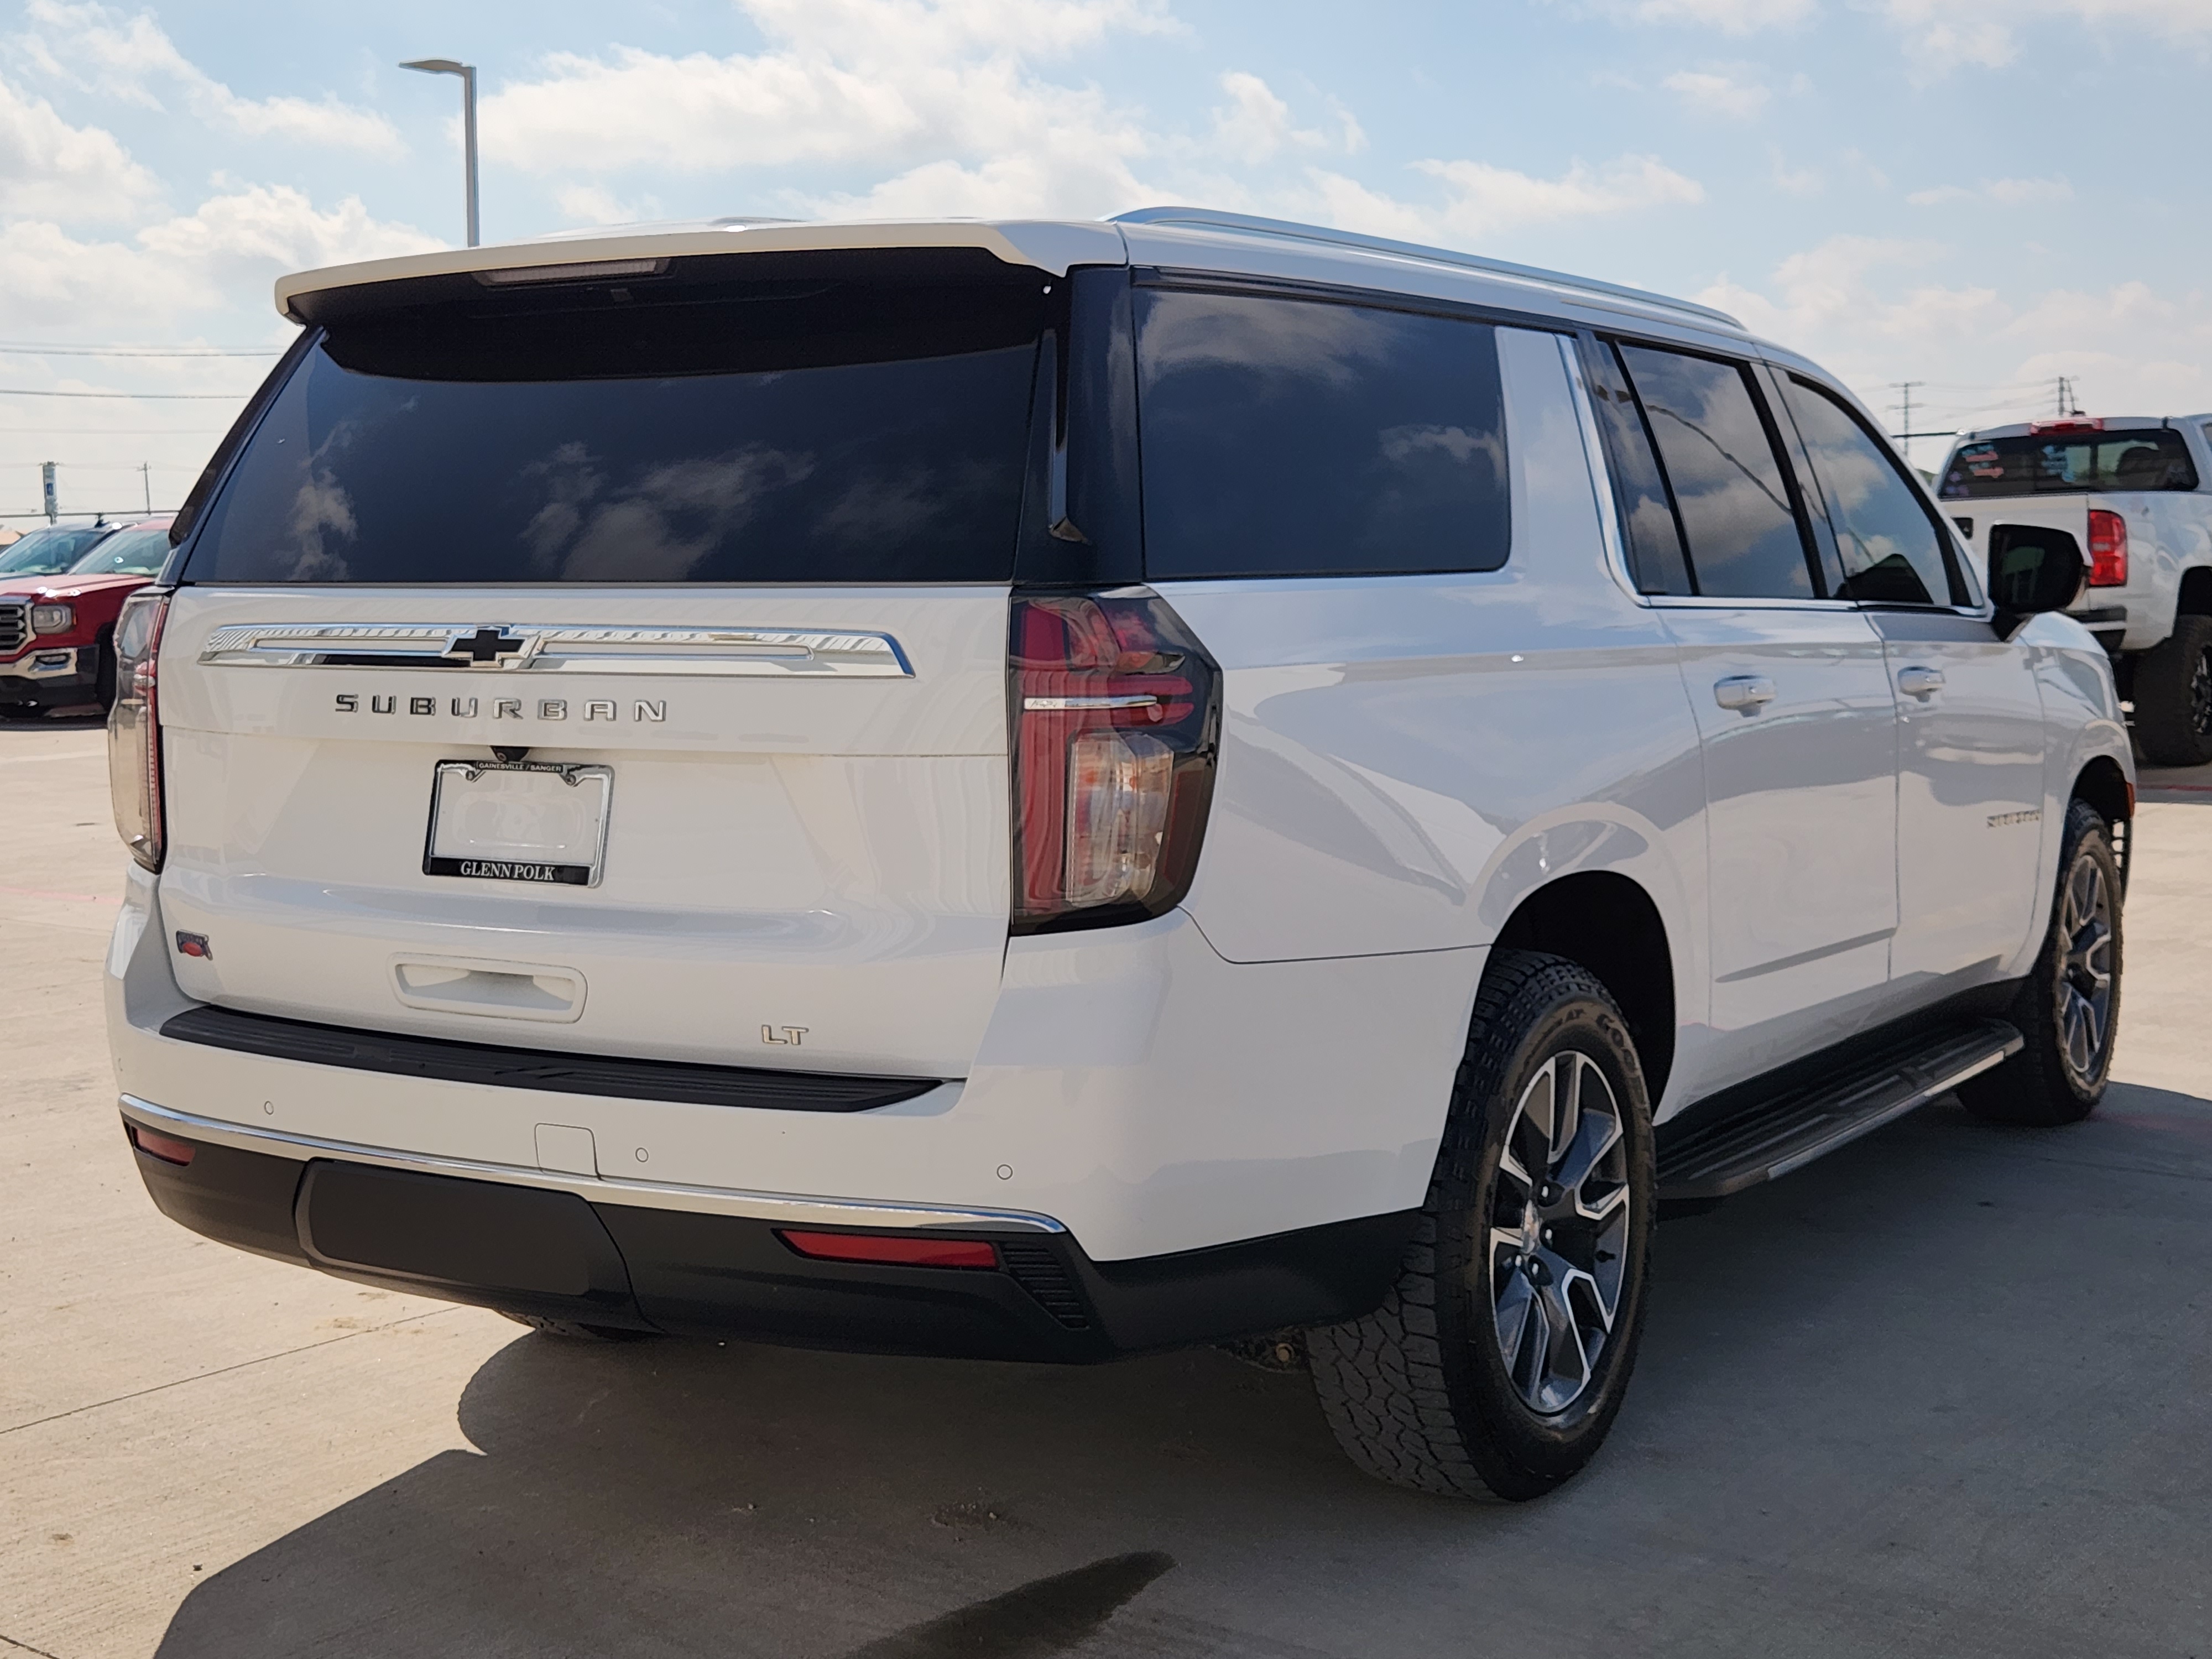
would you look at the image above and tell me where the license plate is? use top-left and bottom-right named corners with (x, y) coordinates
top-left (424, 761), bottom-right (613, 886)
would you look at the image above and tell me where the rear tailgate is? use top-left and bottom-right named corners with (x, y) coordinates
top-left (145, 248), bottom-right (1053, 1079)
top-left (155, 586), bottom-right (1010, 1076)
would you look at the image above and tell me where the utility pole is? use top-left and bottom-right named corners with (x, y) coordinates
top-left (1889, 381), bottom-right (1955, 470)
top-left (400, 58), bottom-right (480, 247)
top-left (2054, 375), bottom-right (2083, 418)
top-left (140, 462), bottom-right (151, 515)
top-left (40, 461), bottom-right (56, 524)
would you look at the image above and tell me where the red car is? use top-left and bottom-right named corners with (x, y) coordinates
top-left (0, 517), bottom-right (172, 717)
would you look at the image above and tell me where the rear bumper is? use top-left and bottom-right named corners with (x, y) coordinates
top-left (121, 1102), bottom-right (1416, 1360)
top-left (107, 864), bottom-right (1480, 1265)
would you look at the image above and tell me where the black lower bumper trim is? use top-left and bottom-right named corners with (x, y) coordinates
top-left (158, 1003), bottom-right (940, 1113)
top-left (122, 1118), bottom-right (1417, 1361)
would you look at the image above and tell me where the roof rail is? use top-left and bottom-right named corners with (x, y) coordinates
top-left (1109, 206), bottom-right (1744, 331)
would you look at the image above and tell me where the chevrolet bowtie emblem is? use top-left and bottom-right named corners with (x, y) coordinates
top-left (444, 627), bottom-right (531, 667)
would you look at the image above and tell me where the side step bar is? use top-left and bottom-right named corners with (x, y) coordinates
top-left (1657, 1018), bottom-right (2023, 1203)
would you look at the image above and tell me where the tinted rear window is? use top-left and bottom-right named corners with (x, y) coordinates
top-left (181, 278), bottom-right (1045, 583)
top-left (1135, 288), bottom-right (1509, 580)
top-left (1940, 429), bottom-right (2199, 499)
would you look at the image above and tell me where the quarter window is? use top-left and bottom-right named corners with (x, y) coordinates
top-left (1135, 289), bottom-right (1510, 580)
top-left (1782, 377), bottom-right (1961, 606)
top-left (1582, 341), bottom-right (1692, 595)
top-left (1615, 344), bottom-right (1814, 601)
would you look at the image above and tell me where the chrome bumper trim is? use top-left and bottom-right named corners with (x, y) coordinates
top-left (118, 1093), bottom-right (1065, 1235)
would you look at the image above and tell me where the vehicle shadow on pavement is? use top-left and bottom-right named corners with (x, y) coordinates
top-left (150, 1082), bottom-right (2212, 1659)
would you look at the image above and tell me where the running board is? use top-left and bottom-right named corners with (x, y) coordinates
top-left (1657, 1019), bottom-right (2023, 1203)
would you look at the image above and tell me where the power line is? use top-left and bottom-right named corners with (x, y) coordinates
top-left (0, 387), bottom-right (249, 400)
top-left (0, 508), bottom-right (179, 519)
top-left (0, 343), bottom-right (281, 359)
top-left (0, 427), bottom-right (227, 435)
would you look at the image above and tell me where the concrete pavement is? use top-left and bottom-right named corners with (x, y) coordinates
top-left (2, 717), bottom-right (2206, 1658)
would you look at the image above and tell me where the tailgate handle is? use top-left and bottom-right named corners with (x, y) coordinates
top-left (390, 955), bottom-right (587, 1024)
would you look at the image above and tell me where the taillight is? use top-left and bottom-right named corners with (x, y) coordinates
top-left (108, 589), bottom-right (169, 871)
top-left (2087, 510), bottom-right (2128, 587)
top-left (1010, 588), bottom-right (1219, 933)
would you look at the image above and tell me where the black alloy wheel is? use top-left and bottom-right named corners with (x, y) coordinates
top-left (1308, 950), bottom-right (1655, 1500)
top-left (1960, 798), bottom-right (2122, 1126)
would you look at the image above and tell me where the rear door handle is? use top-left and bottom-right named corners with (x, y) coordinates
top-left (1713, 675), bottom-right (1776, 712)
top-left (1897, 666), bottom-right (1945, 700)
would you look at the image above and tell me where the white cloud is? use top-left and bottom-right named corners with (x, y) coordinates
top-left (555, 185), bottom-right (664, 226)
top-left (1769, 147), bottom-right (1822, 194)
top-left (16, 0), bottom-right (403, 154)
top-left (0, 77), bottom-right (157, 220)
top-left (1699, 237), bottom-right (2212, 429)
top-left (1213, 71), bottom-right (1322, 164)
top-left (1303, 152), bottom-right (1704, 245)
top-left (1663, 67), bottom-right (1771, 117)
top-left (483, 0), bottom-right (1173, 187)
top-left (0, 186), bottom-right (438, 328)
top-left (1907, 176), bottom-right (2073, 207)
top-left (1608, 0), bottom-right (1817, 32)
top-left (1883, 0), bottom-right (2212, 72)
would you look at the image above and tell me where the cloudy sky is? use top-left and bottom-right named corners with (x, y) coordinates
top-left (3, 0), bottom-right (2208, 520)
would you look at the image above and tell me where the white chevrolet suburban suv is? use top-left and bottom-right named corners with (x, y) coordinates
top-left (1938, 415), bottom-right (2212, 764)
top-left (106, 209), bottom-right (2132, 1500)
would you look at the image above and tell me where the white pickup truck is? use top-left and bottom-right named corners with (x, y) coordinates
top-left (1938, 416), bottom-right (2212, 763)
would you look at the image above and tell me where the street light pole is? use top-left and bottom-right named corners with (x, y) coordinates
top-left (399, 58), bottom-right (479, 247)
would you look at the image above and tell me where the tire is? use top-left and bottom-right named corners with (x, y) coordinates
top-left (499, 1312), bottom-right (662, 1342)
top-left (1959, 799), bottom-right (2121, 1127)
top-left (1307, 950), bottom-right (1656, 1501)
top-left (2131, 613), bottom-right (2212, 767)
top-left (94, 629), bottom-right (117, 713)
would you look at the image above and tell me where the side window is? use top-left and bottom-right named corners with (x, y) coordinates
top-left (1615, 343), bottom-right (1815, 600)
top-left (1579, 339), bottom-right (1692, 594)
top-left (1135, 288), bottom-right (1509, 580)
top-left (1781, 376), bottom-right (1962, 606)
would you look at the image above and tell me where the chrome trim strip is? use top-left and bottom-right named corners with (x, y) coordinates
top-left (118, 1093), bottom-right (1065, 1234)
top-left (198, 623), bottom-right (914, 678)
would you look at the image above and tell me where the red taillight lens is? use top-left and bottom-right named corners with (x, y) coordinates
top-left (107, 589), bottom-right (169, 871)
top-left (777, 1231), bottom-right (1000, 1269)
top-left (126, 1121), bottom-right (196, 1166)
top-left (1009, 588), bottom-right (1219, 933)
top-left (2087, 510), bottom-right (2128, 587)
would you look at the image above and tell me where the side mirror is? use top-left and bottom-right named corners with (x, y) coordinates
top-left (1986, 524), bottom-right (2088, 640)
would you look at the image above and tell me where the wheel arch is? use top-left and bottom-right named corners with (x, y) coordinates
top-left (2071, 753), bottom-right (2132, 831)
top-left (2177, 565), bottom-right (2212, 617)
top-left (1490, 871), bottom-right (1675, 1104)
top-left (2071, 753), bottom-right (2134, 888)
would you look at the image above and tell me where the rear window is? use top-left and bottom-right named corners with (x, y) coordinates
top-left (1135, 288), bottom-right (1509, 580)
top-left (1939, 429), bottom-right (2199, 499)
top-left (181, 275), bottom-right (1046, 583)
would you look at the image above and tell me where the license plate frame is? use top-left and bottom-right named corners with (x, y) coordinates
top-left (423, 760), bottom-right (613, 888)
